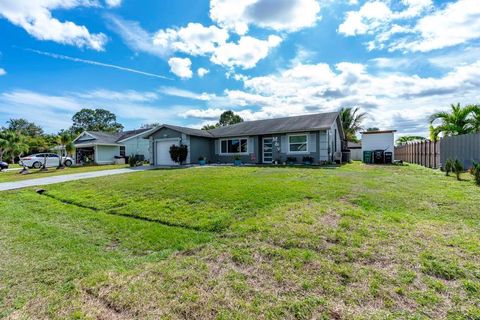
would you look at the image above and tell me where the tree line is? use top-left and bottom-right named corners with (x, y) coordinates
top-left (0, 108), bottom-right (124, 163)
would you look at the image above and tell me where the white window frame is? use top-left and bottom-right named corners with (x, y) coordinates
top-left (287, 134), bottom-right (309, 154)
top-left (219, 137), bottom-right (249, 155)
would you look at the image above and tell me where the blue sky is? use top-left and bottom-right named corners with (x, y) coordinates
top-left (0, 0), bottom-right (479, 135)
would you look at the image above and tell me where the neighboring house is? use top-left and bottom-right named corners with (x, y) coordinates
top-left (73, 128), bottom-right (153, 165)
top-left (145, 112), bottom-right (344, 166)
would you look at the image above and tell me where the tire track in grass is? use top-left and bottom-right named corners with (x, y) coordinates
top-left (39, 191), bottom-right (220, 233)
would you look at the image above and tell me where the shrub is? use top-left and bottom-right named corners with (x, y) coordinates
top-left (169, 144), bottom-right (188, 165)
top-left (444, 159), bottom-right (453, 176)
top-left (471, 161), bottom-right (480, 186)
top-left (287, 157), bottom-right (297, 163)
top-left (198, 156), bottom-right (205, 161)
top-left (128, 155), bottom-right (137, 167)
top-left (452, 159), bottom-right (464, 181)
top-left (302, 156), bottom-right (314, 163)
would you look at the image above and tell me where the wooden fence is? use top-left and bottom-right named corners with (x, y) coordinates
top-left (395, 133), bottom-right (480, 169)
top-left (395, 140), bottom-right (441, 169)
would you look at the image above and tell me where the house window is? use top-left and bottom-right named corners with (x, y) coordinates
top-left (220, 138), bottom-right (248, 154)
top-left (288, 134), bottom-right (308, 153)
top-left (120, 146), bottom-right (126, 157)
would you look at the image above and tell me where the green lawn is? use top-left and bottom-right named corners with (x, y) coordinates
top-left (1, 163), bottom-right (479, 319)
top-left (0, 164), bottom-right (129, 183)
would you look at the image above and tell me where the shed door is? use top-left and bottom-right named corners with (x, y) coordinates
top-left (156, 141), bottom-right (176, 166)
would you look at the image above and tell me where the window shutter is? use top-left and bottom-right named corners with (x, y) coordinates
top-left (281, 136), bottom-right (287, 153)
top-left (309, 133), bottom-right (316, 152)
top-left (247, 137), bottom-right (254, 153)
top-left (215, 140), bottom-right (220, 155)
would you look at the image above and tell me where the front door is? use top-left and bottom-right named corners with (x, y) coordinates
top-left (262, 138), bottom-right (273, 164)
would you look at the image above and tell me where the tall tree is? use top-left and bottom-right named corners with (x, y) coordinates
top-left (140, 123), bottom-right (161, 129)
top-left (201, 111), bottom-right (244, 130)
top-left (6, 118), bottom-right (44, 136)
top-left (396, 135), bottom-right (426, 145)
top-left (70, 108), bottom-right (123, 135)
top-left (340, 107), bottom-right (367, 142)
top-left (429, 103), bottom-right (477, 140)
top-left (218, 111), bottom-right (243, 126)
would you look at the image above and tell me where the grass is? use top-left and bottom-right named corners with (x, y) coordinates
top-left (0, 164), bottom-right (129, 183)
top-left (0, 163), bottom-right (479, 319)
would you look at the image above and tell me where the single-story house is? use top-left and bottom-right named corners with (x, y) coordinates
top-left (73, 128), bottom-right (153, 165)
top-left (145, 111), bottom-right (344, 166)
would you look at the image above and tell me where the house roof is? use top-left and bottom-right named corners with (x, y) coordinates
top-left (145, 124), bottom-right (214, 138)
top-left (361, 130), bottom-right (397, 135)
top-left (74, 128), bottom-right (152, 146)
top-left (207, 111), bottom-right (341, 137)
top-left (347, 141), bottom-right (362, 149)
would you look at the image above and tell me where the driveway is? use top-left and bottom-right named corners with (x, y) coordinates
top-left (0, 166), bottom-right (152, 191)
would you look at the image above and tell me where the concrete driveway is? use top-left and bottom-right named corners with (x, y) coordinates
top-left (0, 166), bottom-right (152, 191)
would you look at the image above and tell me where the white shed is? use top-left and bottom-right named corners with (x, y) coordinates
top-left (361, 130), bottom-right (396, 163)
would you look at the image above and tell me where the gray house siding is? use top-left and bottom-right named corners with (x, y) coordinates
top-left (190, 136), bottom-right (214, 163)
top-left (209, 132), bottom-right (330, 164)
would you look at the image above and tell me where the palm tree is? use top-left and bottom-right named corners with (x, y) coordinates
top-left (396, 135), bottom-right (426, 145)
top-left (470, 105), bottom-right (480, 132)
top-left (57, 133), bottom-right (75, 168)
top-left (429, 103), bottom-right (477, 140)
top-left (340, 107), bottom-right (367, 142)
top-left (0, 130), bottom-right (10, 161)
top-left (6, 132), bottom-right (29, 164)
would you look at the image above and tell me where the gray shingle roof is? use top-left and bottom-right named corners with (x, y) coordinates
top-left (163, 124), bottom-right (214, 138)
top-left (85, 131), bottom-right (124, 144)
top-left (75, 128), bottom-right (152, 145)
top-left (207, 112), bottom-right (340, 137)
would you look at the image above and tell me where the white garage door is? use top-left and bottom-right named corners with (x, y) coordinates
top-left (156, 140), bottom-right (176, 166)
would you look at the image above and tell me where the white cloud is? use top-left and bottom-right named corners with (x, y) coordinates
top-left (0, 68), bottom-right (5, 76)
top-left (181, 59), bottom-right (480, 136)
top-left (0, 89), bottom-right (191, 132)
top-left (168, 57), bottom-right (193, 79)
top-left (340, 0), bottom-right (480, 52)
top-left (109, 16), bottom-right (281, 69)
top-left (153, 23), bottom-right (229, 56)
top-left (210, 0), bottom-right (321, 34)
top-left (197, 68), bottom-right (210, 77)
top-left (159, 87), bottom-right (211, 101)
top-left (74, 89), bottom-right (159, 102)
top-left (0, 0), bottom-right (107, 50)
top-left (391, 0), bottom-right (480, 52)
top-left (105, 0), bottom-right (122, 8)
top-left (211, 35), bottom-right (282, 69)
top-left (106, 15), bottom-right (168, 57)
top-left (183, 108), bottom-right (225, 120)
top-left (339, 1), bottom-right (393, 36)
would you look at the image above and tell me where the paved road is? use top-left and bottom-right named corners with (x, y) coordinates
top-left (0, 167), bottom-right (152, 191)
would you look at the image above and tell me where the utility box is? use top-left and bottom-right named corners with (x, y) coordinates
top-left (361, 130), bottom-right (396, 164)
